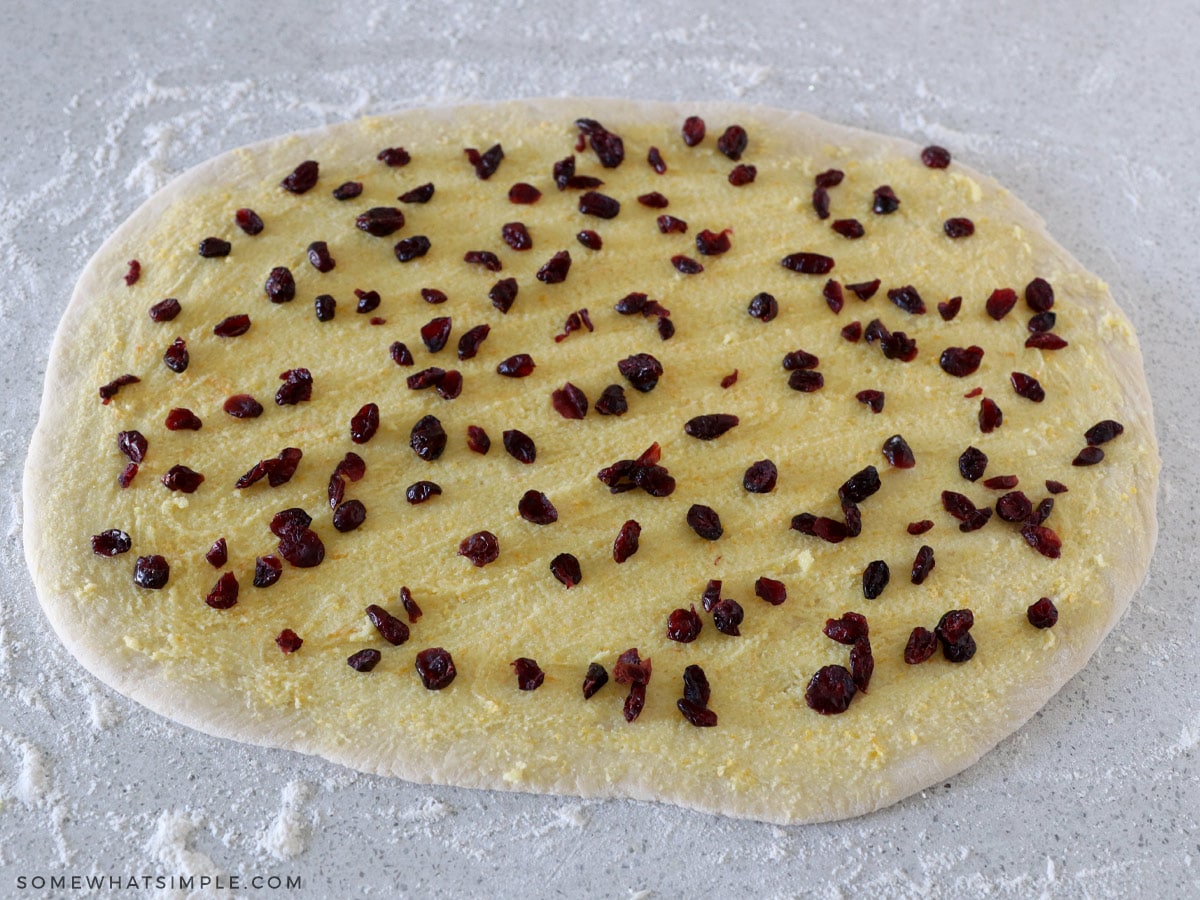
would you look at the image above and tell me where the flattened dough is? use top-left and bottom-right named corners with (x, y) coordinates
top-left (24, 99), bottom-right (1159, 823)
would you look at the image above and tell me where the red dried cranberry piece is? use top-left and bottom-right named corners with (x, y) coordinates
top-left (332, 181), bottom-right (362, 201)
top-left (270, 507), bottom-right (312, 538)
top-left (1025, 277), bottom-right (1055, 312)
top-left (507, 182), bottom-right (542, 204)
top-left (502, 429), bottom-right (536, 464)
top-left (488, 278), bottom-right (518, 313)
top-left (908, 520), bottom-right (934, 536)
top-left (695, 229), bottom-right (732, 256)
top-left (205, 537), bottom-right (228, 568)
top-left (623, 682), bottom-right (647, 722)
top-left (617, 353), bottom-right (663, 393)
top-left (939, 345), bottom-right (985, 378)
top-left (378, 146), bottom-right (411, 167)
top-left (275, 368), bottom-right (313, 406)
top-left (410, 415), bottom-right (447, 461)
top-left (739, 292), bottom-right (776, 322)
top-left (1085, 420), bottom-right (1124, 445)
top-left (550, 553), bottom-right (582, 588)
top-left (410, 365), bottom-right (447, 390)
top-left (332, 499), bottom-right (366, 533)
top-left (862, 560), bottom-right (890, 599)
top-left (253, 555), bottom-right (282, 588)
top-left (394, 236), bottom-right (431, 262)
top-left (958, 446), bottom-right (988, 481)
top-left (518, 490), bottom-right (558, 525)
top-left (552, 155), bottom-right (576, 189)
top-left (716, 124), bottom-right (748, 160)
top-left (509, 658), bottom-right (544, 691)
top-left (921, 145), bottom-right (952, 168)
top-left (536, 250), bottom-right (572, 284)
top-left (276, 629), bottom-right (302, 653)
top-left (306, 241), bottom-right (334, 272)
top-left (465, 144), bottom-right (503, 179)
top-left (711, 599), bottom-right (744, 636)
top-left (576, 229), bottom-right (602, 249)
top-left (671, 255), bottom-right (703, 274)
top-left (463, 250), bottom-right (501, 272)
top-left (666, 605), bottom-right (702, 642)
top-left (904, 627), bottom-right (938, 664)
top-left (686, 504), bottom-right (723, 541)
top-left (814, 169), bottom-right (844, 190)
top-left (385, 342), bottom-right (412, 368)
top-left (849, 636), bottom-right (875, 693)
top-left (149, 298), bottom-right (180, 322)
top-left (985, 288), bottom-right (1018, 320)
top-left (872, 185), bottom-right (900, 214)
top-left (657, 214), bottom-right (687, 234)
top-left (133, 555), bottom-right (170, 589)
top-left (236, 207), bottom-right (265, 233)
top-left (728, 164), bottom-right (757, 186)
top-left (355, 207), bottom-right (405, 237)
top-left (161, 465), bottom-right (204, 493)
top-left (819, 279), bottom-right (843, 314)
top-left (1028, 311), bottom-right (1056, 333)
top-left (398, 586), bottom-right (422, 623)
top-left (983, 474), bottom-right (1019, 490)
top-left (824, 611), bottom-right (869, 645)
top-left (676, 698), bottom-right (718, 727)
top-left (264, 266), bottom-right (295, 303)
top-left (594, 384), bottom-right (628, 416)
top-left (576, 118), bottom-right (625, 168)
top-left (936, 608), bottom-right (974, 644)
top-left (853, 389), bottom-right (883, 414)
top-left (435, 369), bottom-right (462, 400)
top-left (910, 545), bottom-right (936, 585)
top-left (502, 222), bottom-right (533, 251)
top-left (805, 665), bottom-right (856, 714)
top-left (91, 529), bottom-right (132, 557)
top-left (960, 508), bottom-right (993, 532)
top-left (682, 115), bottom-right (706, 146)
top-left (312, 294), bottom-right (336, 321)
top-left (754, 577), bottom-right (787, 606)
top-left (940, 217), bottom-right (973, 239)
top-left (933, 296), bottom-right (961, 321)
top-left (163, 338), bottom-right (189, 374)
top-left (458, 531), bottom-right (499, 567)
top-left (551, 382), bottom-right (588, 420)
top-left (349, 403), bottom-right (380, 444)
top-left (943, 631), bottom-right (977, 663)
top-left (846, 279), bottom-right (880, 300)
top-left (466, 425), bottom-right (490, 455)
top-left (811, 186), bottom-right (831, 219)
top-left (882, 434), bottom-right (915, 469)
top-left (347, 649), bottom-right (381, 673)
top-left (454, 323), bottom-right (490, 360)
top-left (496, 353), bottom-right (536, 377)
top-left (831, 219), bottom-right (865, 239)
top-left (979, 397), bottom-right (1003, 433)
top-left (888, 285), bottom-right (926, 315)
top-left (203, 572), bottom-right (239, 609)
top-left (399, 182), bottom-right (434, 203)
top-left (882, 332), bottom-right (919, 365)
top-left (614, 648), bottom-right (653, 686)
top-left (841, 321), bottom-right (863, 342)
top-left (634, 465), bottom-right (675, 497)
top-left (281, 160), bottom-right (319, 194)
top-left (719, 369), bottom-right (737, 388)
top-left (582, 662), bottom-right (609, 699)
top-left (941, 490), bottom-right (977, 521)
top-left (1025, 332), bottom-right (1069, 350)
top-left (198, 237), bottom-right (231, 258)
top-left (404, 481), bottom-right (442, 505)
top-left (366, 604), bottom-right (410, 645)
top-left (994, 490), bottom-right (1033, 523)
top-left (1028, 597), bottom-right (1059, 629)
top-left (1073, 446), bottom-right (1105, 466)
top-left (637, 191), bottom-right (669, 209)
top-left (700, 580), bottom-right (722, 613)
top-left (684, 414), bottom-right (739, 440)
top-left (213, 314), bottom-right (251, 337)
top-left (165, 408), bottom-right (202, 431)
top-left (682, 664), bottom-right (711, 708)
top-left (788, 370), bottom-right (824, 392)
top-left (578, 191), bottom-right (620, 219)
top-left (780, 350), bottom-right (819, 375)
top-left (418, 316), bottom-right (451, 353)
top-left (613, 519), bottom-right (641, 562)
top-left (1010, 371), bottom-right (1045, 402)
top-left (781, 252), bottom-right (835, 275)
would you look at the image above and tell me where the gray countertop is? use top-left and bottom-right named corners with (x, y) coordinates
top-left (1, 1), bottom-right (1197, 897)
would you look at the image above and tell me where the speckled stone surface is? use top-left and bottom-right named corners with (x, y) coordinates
top-left (1, 2), bottom-right (1197, 897)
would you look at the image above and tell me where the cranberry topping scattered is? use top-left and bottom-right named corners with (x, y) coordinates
top-left (332, 181), bottom-right (363, 201)
top-left (163, 338), bottom-right (189, 374)
top-left (263, 266), bottom-right (295, 304)
top-left (281, 160), bottom-right (319, 194)
top-left (497, 353), bottom-right (536, 377)
top-left (667, 605), bottom-right (702, 643)
top-left (99, 374), bottom-right (140, 404)
top-left (936, 609), bottom-right (977, 662)
top-left (551, 382), bottom-right (588, 419)
top-left (506, 657), bottom-right (543, 691)
top-left (213, 314), bottom-right (251, 338)
top-left (1044, 480), bottom-right (1068, 496)
top-left (870, 323), bottom-right (916, 363)
top-left (1025, 277), bottom-right (1055, 312)
top-left (938, 345), bottom-right (985, 378)
top-left (604, 519), bottom-right (640, 564)
top-left (576, 229), bottom-right (602, 249)
top-left (1028, 311), bottom-right (1056, 333)
top-left (944, 218), bottom-right (975, 238)
top-left (846, 279), bottom-right (880, 300)
top-left (91, 529), bottom-right (131, 557)
top-left (983, 474), bottom-right (1019, 490)
top-left (695, 229), bottom-right (732, 256)
top-left (332, 499), bottom-right (366, 533)
top-left (781, 252), bottom-right (835, 275)
top-left (123, 259), bottom-right (141, 286)
top-left (823, 280), bottom-right (845, 314)
top-left (1010, 371), bottom-right (1045, 402)
top-left (549, 553), bottom-right (582, 588)
top-left (518, 490), bottom-right (558, 525)
top-left (578, 191), bottom-right (620, 219)
top-left (921, 145), bottom-right (952, 168)
top-left (933, 296), bottom-right (961, 321)
top-left (682, 664), bottom-right (711, 708)
top-left (623, 682), bottom-right (647, 723)
top-left (671, 255), bottom-right (703, 274)
top-left (133, 555), bottom-right (170, 589)
top-left (198, 237), bottom-right (231, 258)
top-left (253, 555), bottom-right (282, 588)
top-left (942, 490), bottom-right (978, 522)
top-left (347, 403), bottom-right (380, 444)
top-left (904, 627), bottom-right (938, 664)
top-left (742, 459), bottom-right (778, 494)
top-left (1073, 446), bottom-right (1105, 466)
top-left (811, 186), bottom-right (831, 220)
top-left (536, 250), bottom-right (572, 284)
top-left (888, 285), bottom-right (926, 315)
top-left (489, 278), bottom-right (518, 313)
top-left (582, 662), bottom-right (609, 699)
top-left (386, 184), bottom-right (430, 208)
top-left (594, 384), bottom-right (628, 416)
top-left (149, 298), bottom-right (180, 322)
top-left (161, 465), bottom-right (204, 493)
top-left (728, 164), bottom-right (757, 186)
top-left (347, 649), bottom-right (381, 673)
top-left (412, 648), bottom-right (456, 688)
top-left (463, 250), bottom-right (501, 272)
top-left (681, 115), bottom-right (706, 146)
top-left (466, 425), bottom-right (490, 455)
top-left (637, 191), bottom-right (669, 209)
top-left (872, 185), bottom-right (900, 214)
top-left (1028, 597), bottom-right (1059, 629)
top-left (311, 294), bottom-right (335, 321)
top-left (270, 508), bottom-right (312, 538)
top-left (841, 321), bottom-right (863, 342)
top-left (165, 408), bottom-right (202, 431)
top-left (355, 207), bottom-right (405, 237)
top-left (501, 221), bottom-right (533, 251)
top-left (657, 214), bottom-right (687, 234)
top-left (402, 481), bottom-right (441, 505)
top-left (754, 577), bottom-right (787, 606)
top-left (788, 370), bottom-right (824, 392)
top-left (1025, 332), bottom-right (1069, 350)
top-left (393, 586), bottom-right (421, 623)
top-left (410, 415), bottom-right (447, 461)
top-left (676, 698), bottom-right (718, 727)
top-left (457, 530), bottom-right (499, 567)
top-left (856, 389), bottom-right (885, 413)
top-left (304, 241), bottom-right (333, 272)
top-left (378, 146), bottom-right (411, 167)
top-left (232, 209), bottom-right (265, 239)
top-left (274, 368), bottom-right (311, 406)
top-left (862, 560), bottom-right (890, 599)
top-left (464, 143), bottom-right (503, 179)
top-left (576, 118), bottom-right (625, 168)
top-left (850, 637), bottom-right (875, 693)
top-left (805, 666), bottom-right (856, 715)
top-left (686, 504), bottom-right (723, 540)
top-left (554, 308), bottom-right (594, 343)
top-left (824, 612), bottom-right (868, 644)
top-left (418, 316), bottom-right (452, 354)
top-left (958, 446), bottom-right (988, 481)
top-left (117, 428), bottom-right (147, 461)
top-left (815, 169), bottom-right (845, 190)
top-left (996, 491), bottom-right (1034, 522)
top-left (411, 370), bottom-right (448, 396)
top-left (882, 434), bottom-right (915, 469)
top-left (366, 604), bottom-right (410, 646)
top-left (1085, 420), bottom-right (1124, 445)
top-left (502, 429), bottom-right (536, 464)
top-left (387, 342), bottom-right (413, 368)
top-left (986, 288), bottom-right (1018, 321)
top-left (507, 182), bottom-right (541, 204)
top-left (394, 235), bottom-right (431, 262)
top-left (618, 353), bottom-right (663, 392)
top-left (237, 447), bottom-right (303, 489)
top-left (720, 370), bottom-right (737, 388)
top-left (206, 538), bottom-right (227, 568)
top-left (831, 219), bottom-right (865, 239)
top-left (911, 545), bottom-right (936, 585)
top-left (276, 630), bottom-right (303, 653)
top-left (711, 599), bottom-right (744, 636)
top-left (684, 414), bottom-right (739, 440)
top-left (700, 580), bottom-right (722, 613)
top-left (908, 520), bottom-right (934, 535)
top-left (979, 397), bottom-right (1003, 433)
top-left (716, 125), bottom-right (748, 160)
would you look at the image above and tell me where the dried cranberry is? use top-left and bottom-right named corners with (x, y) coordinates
top-left (213, 314), bottom-right (251, 337)
top-left (716, 125), bottom-right (747, 160)
top-left (275, 368), bottom-right (312, 406)
top-left (505, 658), bottom-right (543, 691)
top-left (781, 252), bottom-right (835, 275)
top-left (823, 612), bottom-right (869, 644)
top-left (943, 217), bottom-right (974, 238)
top-left (634, 465), bottom-right (675, 497)
top-left (1046, 480), bottom-right (1069, 495)
top-left (1073, 446), bottom-right (1105, 466)
top-left (681, 115), bottom-right (706, 146)
top-left (805, 665), bottom-right (856, 714)
top-left (846, 279), bottom-right (880, 300)
top-left (941, 490), bottom-right (977, 521)
top-left (393, 586), bottom-right (421, 623)
top-left (303, 241), bottom-right (334, 272)
top-left (462, 250), bottom-right (501, 272)
top-left (657, 214), bottom-right (687, 234)
top-left (995, 491), bottom-right (1033, 523)
top-left (637, 191), bottom-right (669, 209)
top-left (332, 181), bottom-right (362, 201)
top-left (501, 222), bottom-right (533, 251)
top-left (935, 296), bottom-right (962, 321)
top-left (508, 182), bottom-right (541, 204)
top-left (496, 353), bottom-right (536, 377)
top-left (201, 572), bottom-right (239, 610)
top-left (235, 208), bottom-right (265, 234)
top-left (908, 520), bottom-right (934, 535)
top-left (720, 370), bottom-right (737, 387)
top-left (549, 553), bottom-right (582, 588)
top-left (862, 560), bottom-right (890, 599)
top-left (686, 504), bottom-right (723, 540)
top-left (711, 599), bottom-right (743, 636)
top-left (355, 207), bottom-right (405, 237)
top-left (536, 250), bottom-right (572, 284)
top-left (921, 145), bottom-right (952, 168)
top-left (308, 294), bottom-right (334, 321)
top-left (1025, 277), bottom-right (1055, 312)
top-left (366, 604), bottom-right (410, 646)
top-left (1025, 332), bottom-right (1069, 350)
top-left (684, 414), bottom-right (739, 440)
top-left (91, 529), bottom-right (132, 557)
top-left (839, 466), bottom-right (882, 505)
top-left (347, 649), bottom-right (381, 673)
top-left (518, 490), bottom-right (558, 525)
top-left (162, 338), bottom-right (189, 374)
top-left (872, 185), bottom-right (900, 214)
top-left (250, 554), bottom-right (281, 588)
top-left (149, 298), bottom-right (180, 322)
top-left (831, 218), bottom-right (865, 239)
top-left (1010, 371), bottom-right (1045, 402)
top-left (594, 384), bottom-right (628, 416)
top-left (823, 280), bottom-right (845, 314)
top-left (263, 266), bottom-right (295, 304)
top-left (501, 429), bottom-right (536, 464)
top-left (1028, 597), bottom-right (1059, 629)
top-left (576, 229), bottom-right (602, 249)
top-left (958, 446), bottom-right (988, 481)
top-left (281, 160), bottom-right (318, 194)
top-left (578, 191), bottom-right (620, 219)
top-left (624, 682), bottom-right (647, 722)
top-left (582, 663), bottom-right (609, 699)
top-left (667, 606), bottom-right (702, 642)
top-left (882, 434), bottom-right (915, 469)
top-left (394, 235), bottom-right (431, 262)
top-left (855, 389), bottom-right (885, 414)
top-left (878, 330), bottom-right (918, 362)
top-left (346, 403), bottom-right (379, 444)
top-left (204, 537), bottom-right (228, 568)
top-left (133, 555), bottom-right (170, 589)
top-left (811, 186), bottom-right (831, 219)
top-left (849, 637), bottom-right (875, 693)
top-left (455, 531), bottom-right (499, 567)
top-left (613, 519), bottom-right (641, 562)
top-left (1085, 420), bottom-right (1124, 445)
top-left (412, 648), bottom-right (456, 688)
top-left (400, 480), bottom-right (440, 505)
top-left (489, 278), bottom-right (519, 313)
top-left (198, 237), bottom-right (231, 258)
top-left (617, 353), bottom-right (663, 393)
top-left (330, 499), bottom-right (365, 533)
top-left (672, 698), bottom-right (716, 727)
top-left (682, 664), bottom-right (711, 708)
top-left (464, 144), bottom-right (503, 179)
top-left (910, 545), bottom-right (936, 585)
top-left (939, 345), bottom-right (984, 377)
top-left (904, 627), bottom-right (938, 664)
top-left (466, 425), bottom-right (490, 454)
top-left (943, 632), bottom-right (977, 663)
top-left (398, 181), bottom-right (436, 201)
top-left (983, 474), bottom-right (1019, 490)
top-left (754, 577), bottom-right (786, 606)
top-left (979, 397), bottom-right (1003, 433)
top-left (700, 581), bottom-right (722, 613)
top-left (164, 408), bottom-right (202, 431)
top-left (576, 118), bottom-right (625, 168)
top-left (378, 146), bottom-right (411, 167)
top-left (985, 288), bottom-right (1017, 320)
top-left (728, 164), bottom-right (756, 186)
top-left (1028, 311), bottom-right (1057, 333)
top-left (788, 370), bottom-right (824, 392)
top-left (276, 630), bottom-right (302, 653)
top-left (742, 459), bottom-right (778, 494)
top-left (161, 465), bottom-right (203, 493)
top-left (449, 325), bottom-right (490, 363)
top-left (841, 321), bottom-right (863, 342)
top-left (936, 608), bottom-right (974, 644)
top-left (410, 415), bottom-right (447, 461)
top-left (695, 229), bottom-right (732, 256)
top-left (551, 382), bottom-right (588, 419)
top-left (669, 255), bottom-right (702, 274)
top-left (888, 285), bottom-right (926, 315)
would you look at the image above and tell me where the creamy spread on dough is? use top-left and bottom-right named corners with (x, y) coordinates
top-left (24, 100), bottom-right (1159, 824)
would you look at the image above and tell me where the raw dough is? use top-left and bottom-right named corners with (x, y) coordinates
top-left (23, 99), bottom-right (1159, 823)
